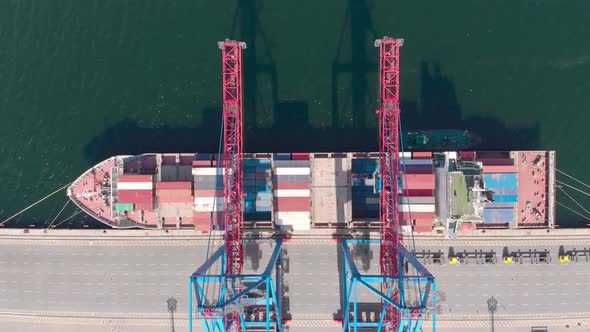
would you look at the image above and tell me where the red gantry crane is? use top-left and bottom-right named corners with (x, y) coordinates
top-left (190, 40), bottom-right (285, 332)
top-left (339, 37), bottom-right (435, 332)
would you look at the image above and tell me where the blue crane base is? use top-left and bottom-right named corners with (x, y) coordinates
top-left (340, 239), bottom-right (436, 332)
top-left (189, 238), bottom-right (284, 332)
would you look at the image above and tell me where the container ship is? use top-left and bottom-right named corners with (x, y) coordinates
top-left (67, 150), bottom-right (556, 235)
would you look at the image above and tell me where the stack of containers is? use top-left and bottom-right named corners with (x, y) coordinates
top-left (399, 155), bottom-right (435, 232)
top-left (482, 172), bottom-right (517, 224)
top-left (351, 158), bottom-right (379, 219)
top-left (192, 166), bottom-right (224, 231)
top-left (273, 153), bottom-right (311, 231)
top-left (156, 182), bottom-right (193, 203)
top-left (243, 159), bottom-right (272, 221)
top-left (117, 175), bottom-right (154, 211)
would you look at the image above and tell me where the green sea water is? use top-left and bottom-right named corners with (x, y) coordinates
top-left (1, 1), bottom-right (589, 227)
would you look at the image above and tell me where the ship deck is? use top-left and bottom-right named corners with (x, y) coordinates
top-left (67, 151), bottom-right (556, 232)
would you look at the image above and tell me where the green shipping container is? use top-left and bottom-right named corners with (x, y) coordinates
top-left (115, 203), bottom-right (134, 211)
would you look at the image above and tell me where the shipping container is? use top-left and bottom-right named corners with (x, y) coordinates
top-left (194, 196), bottom-right (225, 206)
top-left (118, 182), bottom-right (153, 190)
top-left (156, 189), bottom-right (192, 198)
top-left (485, 201), bottom-right (515, 209)
top-left (489, 187), bottom-right (518, 196)
top-left (413, 224), bottom-right (433, 232)
top-left (492, 195), bottom-right (518, 203)
top-left (401, 189), bottom-right (434, 196)
top-left (365, 197), bottom-right (380, 205)
top-left (398, 204), bottom-right (435, 213)
top-left (243, 159), bottom-right (271, 166)
top-left (273, 153), bottom-right (291, 160)
top-left (401, 211), bottom-right (435, 220)
top-left (158, 196), bottom-right (194, 203)
top-left (118, 189), bottom-right (153, 202)
top-left (459, 151), bottom-right (475, 159)
top-left (134, 202), bottom-right (153, 211)
top-left (399, 159), bottom-right (433, 166)
top-left (275, 211), bottom-right (311, 230)
top-left (482, 165), bottom-right (517, 174)
top-left (402, 173), bottom-right (435, 183)
top-left (401, 165), bottom-right (433, 174)
top-left (482, 207), bottom-right (515, 223)
top-left (275, 167), bottom-right (310, 176)
top-left (274, 197), bottom-right (310, 211)
top-left (274, 182), bottom-right (309, 190)
top-left (399, 196), bottom-right (436, 205)
top-left (401, 181), bottom-right (435, 190)
top-left (412, 151), bottom-right (433, 159)
top-left (274, 160), bottom-right (311, 168)
top-left (115, 203), bottom-right (134, 211)
top-left (483, 173), bottom-right (517, 189)
top-left (193, 168), bottom-right (225, 176)
top-left (193, 189), bottom-right (224, 197)
top-left (156, 182), bottom-right (192, 190)
top-left (192, 160), bottom-right (211, 167)
top-left (274, 189), bottom-right (310, 197)
top-left (118, 175), bottom-right (153, 183)
top-left (274, 175), bottom-right (310, 183)
top-left (291, 153), bottom-right (310, 160)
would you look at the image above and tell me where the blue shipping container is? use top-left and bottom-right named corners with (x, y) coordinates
top-left (483, 173), bottom-right (517, 189)
top-left (273, 153), bottom-right (291, 160)
top-left (493, 195), bottom-right (518, 203)
top-left (482, 208), bottom-right (515, 223)
top-left (256, 206), bottom-right (272, 212)
top-left (243, 159), bottom-right (270, 166)
top-left (256, 192), bottom-right (272, 200)
top-left (487, 187), bottom-right (517, 196)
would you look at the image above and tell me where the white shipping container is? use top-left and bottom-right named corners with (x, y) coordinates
top-left (192, 168), bottom-right (225, 176)
top-left (399, 152), bottom-right (412, 158)
top-left (398, 204), bottom-right (435, 213)
top-left (274, 189), bottom-right (311, 197)
top-left (194, 196), bottom-right (225, 206)
top-left (365, 197), bottom-right (380, 205)
top-left (275, 167), bottom-right (310, 176)
top-left (275, 211), bottom-right (311, 231)
top-left (399, 196), bottom-right (436, 205)
top-left (117, 182), bottom-right (153, 190)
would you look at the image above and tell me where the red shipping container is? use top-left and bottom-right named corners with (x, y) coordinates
top-left (403, 174), bottom-right (435, 182)
top-left (402, 181), bottom-right (434, 190)
top-left (478, 158), bottom-right (514, 166)
top-left (118, 175), bottom-right (153, 183)
top-left (401, 166), bottom-right (433, 174)
top-left (291, 153), bottom-right (310, 160)
top-left (401, 189), bottom-right (434, 196)
top-left (482, 165), bottom-right (517, 173)
top-left (401, 212), bottom-right (435, 220)
top-left (274, 182), bottom-right (310, 190)
top-left (118, 189), bottom-right (153, 202)
top-left (413, 224), bottom-right (433, 232)
top-left (412, 151), bottom-right (432, 159)
top-left (274, 197), bottom-right (310, 211)
top-left (157, 189), bottom-right (192, 197)
top-left (459, 151), bottom-right (475, 159)
top-left (158, 195), bottom-right (194, 203)
top-left (156, 182), bottom-right (192, 190)
top-left (134, 202), bottom-right (153, 211)
top-left (192, 160), bottom-right (211, 167)
top-left (194, 189), bottom-right (225, 197)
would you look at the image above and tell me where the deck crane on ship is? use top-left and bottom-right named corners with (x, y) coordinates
top-left (339, 37), bottom-right (436, 332)
top-left (189, 40), bottom-right (284, 332)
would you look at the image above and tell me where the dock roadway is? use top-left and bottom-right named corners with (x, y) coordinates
top-left (1, 234), bottom-right (590, 331)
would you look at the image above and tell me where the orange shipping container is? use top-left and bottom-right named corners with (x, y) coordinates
top-left (158, 196), bottom-right (194, 203)
top-left (412, 151), bottom-right (432, 159)
top-left (156, 189), bottom-right (192, 197)
top-left (156, 182), bottom-right (192, 190)
top-left (193, 189), bottom-right (225, 197)
top-left (274, 197), bottom-right (310, 212)
top-left (482, 165), bottom-right (517, 173)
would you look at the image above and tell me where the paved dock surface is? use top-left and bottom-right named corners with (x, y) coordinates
top-left (1, 232), bottom-right (590, 331)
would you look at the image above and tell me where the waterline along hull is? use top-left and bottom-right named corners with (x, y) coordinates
top-left (67, 150), bottom-right (556, 234)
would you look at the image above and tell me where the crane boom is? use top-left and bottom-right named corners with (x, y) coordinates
top-left (220, 39), bottom-right (246, 331)
top-left (377, 37), bottom-right (403, 331)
